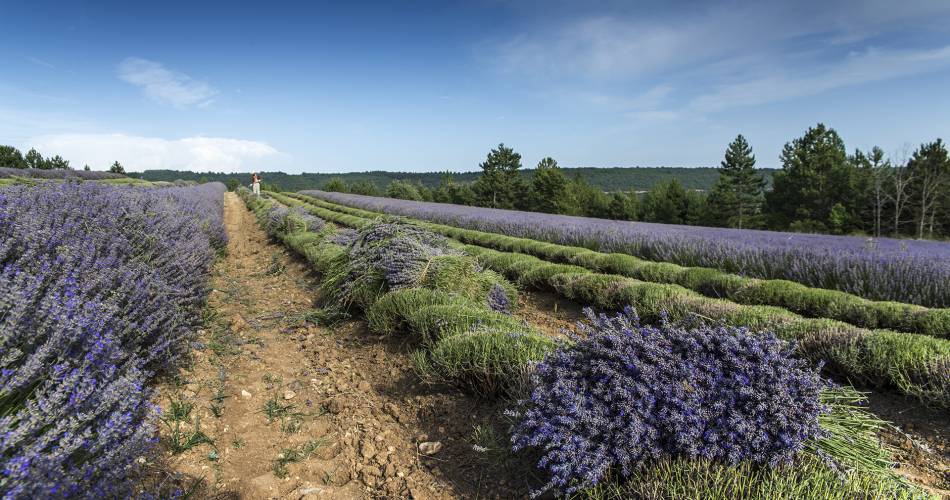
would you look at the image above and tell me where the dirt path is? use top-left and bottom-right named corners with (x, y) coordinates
top-left (154, 194), bottom-right (513, 499)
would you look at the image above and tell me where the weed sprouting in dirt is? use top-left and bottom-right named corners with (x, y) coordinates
top-left (470, 423), bottom-right (511, 470)
top-left (209, 367), bottom-right (228, 418)
top-left (163, 414), bottom-right (215, 455)
top-left (273, 440), bottom-right (326, 478)
top-left (168, 396), bottom-right (196, 423)
top-left (265, 252), bottom-right (287, 276)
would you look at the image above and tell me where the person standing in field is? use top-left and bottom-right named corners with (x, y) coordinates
top-left (252, 172), bottom-right (261, 197)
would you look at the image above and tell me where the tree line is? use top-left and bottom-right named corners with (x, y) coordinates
top-left (322, 123), bottom-right (950, 239)
top-left (0, 145), bottom-right (126, 173)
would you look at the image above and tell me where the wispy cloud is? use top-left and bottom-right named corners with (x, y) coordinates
top-left (117, 57), bottom-right (218, 108)
top-left (25, 56), bottom-right (55, 69)
top-left (28, 133), bottom-right (281, 172)
top-left (486, 1), bottom-right (950, 116)
top-left (691, 45), bottom-right (950, 112)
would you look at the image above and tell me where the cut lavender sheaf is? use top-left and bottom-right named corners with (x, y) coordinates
top-left (301, 191), bottom-right (950, 307)
top-left (0, 182), bottom-right (225, 498)
top-left (509, 308), bottom-right (825, 497)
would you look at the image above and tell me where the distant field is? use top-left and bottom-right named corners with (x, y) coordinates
top-left (133, 166), bottom-right (778, 192)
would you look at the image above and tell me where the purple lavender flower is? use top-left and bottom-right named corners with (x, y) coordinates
top-left (487, 283), bottom-right (512, 314)
top-left (509, 307), bottom-right (825, 496)
top-left (301, 190), bottom-right (950, 307)
top-left (0, 181), bottom-right (225, 497)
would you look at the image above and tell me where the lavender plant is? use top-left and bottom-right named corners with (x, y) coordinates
top-left (301, 190), bottom-right (950, 307)
top-left (508, 308), bottom-right (825, 496)
top-left (0, 182), bottom-right (225, 498)
top-left (0, 166), bottom-right (125, 180)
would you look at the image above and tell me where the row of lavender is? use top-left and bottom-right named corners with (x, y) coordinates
top-left (286, 192), bottom-right (950, 409)
top-left (302, 191), bottom-right (950, 308)
top-left (0, 182), bottom-right (226, 498)
top-left (0, 167), bottom-right (125, 181)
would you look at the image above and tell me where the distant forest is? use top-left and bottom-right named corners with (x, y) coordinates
top-left (132, 166), bottom-right (775, 193)
top-left (4, 121), bottom-right (948, 239)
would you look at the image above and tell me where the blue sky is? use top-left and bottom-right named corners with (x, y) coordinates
top-left (2, 0), bottom-right (949, 173)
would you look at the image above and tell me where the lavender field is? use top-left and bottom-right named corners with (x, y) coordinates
top-left (0, 167), bottom-right (125, 181)
top-left (302, 190), bottom-right (950, 307)
top-left (0, 182), bottom-right (225, 497)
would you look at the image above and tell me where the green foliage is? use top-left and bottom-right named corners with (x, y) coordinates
top-left (472, 143), bottom-right (526, 209)
top-left (134, 166), bottom-right (739, 193)
top-left (641, 178), bottom-right (707, 224)
top-left (579, 456), bottom-right (929, 500)
top-left (705, 134), bottom-right (765, 228)
top-left (766, 123), bottom-right (860, 231)
top-left (531, 157), bottom-right (575, 214)
top-left (109, 161), bottom-right (126, 174)
top-left (366, 288), bottom-right (463, 335)
top-left (45, 155), bottom-right (70, 170)
top-left (386, 179), bottom-right (424, 200)
top-left (349, 180), bottom-right (379, 196)
top-left (162, 410), bottom-right (214, 455)
top-left (273, 440), bottom-right (325, 478)
top-left (568, 175), bottom-right (613, 218)
top-left (407, 303), bottom-right (531, 343)
top-left (606, 191), bottom-right (638, 220)
top-left (412, 328), bottom-right (556, 396)
top-left (906, 138), bottom-right (950, 239)
top-left (323, 176), bottom-right (348, 192)
top-left (0, 145), bottom-right (26, 169)
top-left (432, 174), bottom-right (476, 204)
top-left (24, 148), bottom-right (45, 169)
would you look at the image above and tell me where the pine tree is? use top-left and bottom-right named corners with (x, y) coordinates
top-left (109, 161), bottom-right (126, 174)
top-left (643, 179), bottom-right (688, 223)
top-left (472, 143), bottom-right (522, 209)
top-left (0, 145), bottom-right (26, 169)
top-left (25, 148), bottom-right (45, 169)
top-left (707, 135), bottom-right (765, 229)
top-left (530, 157), bottom-right (573, 213)
top-left (46, 155), bottom-right (70, 170)
top-left (766, 123), bottom-right (857, 231)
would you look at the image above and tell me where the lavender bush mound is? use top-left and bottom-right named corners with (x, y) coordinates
top-left (0, 166), bottom-right (125, 180)
top-left (0, 182), bottom-right (225, 498)
top-left (263, 205), bottom-right (327, 236)
top-left (509, 308), bottom-right (825, 496)
top-left (302, 191), bottom-right (950, 307)
top-left (290, 206), bottom-right (326, 232)
top-left (332, 220), bottom-right (459, 305)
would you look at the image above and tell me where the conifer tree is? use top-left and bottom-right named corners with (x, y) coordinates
top-left (472, 143), bottom-right (523, 209)
top-left (707, 135), bottom-right (765, 228)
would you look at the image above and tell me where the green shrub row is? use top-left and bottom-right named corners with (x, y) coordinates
top-left (289, 192), bottom-right (950, 339)
top-left (284, 191), bottom-right (950, 410)
top-left (241, 190), bottom-right (555, 397)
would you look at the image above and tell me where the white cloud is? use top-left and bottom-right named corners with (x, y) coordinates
top-left (486, 2), bottom-right (950, 116)
top-left (117, 57), bottom-right (218, 108)
top-left (691, 45), bottom-right (950, 112)
top-left (27, 133), bottom-right (283, 173)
